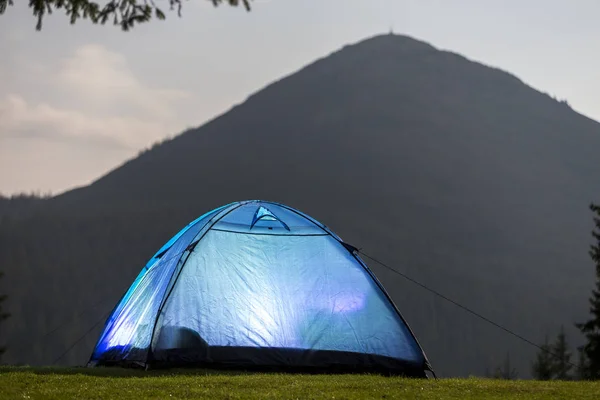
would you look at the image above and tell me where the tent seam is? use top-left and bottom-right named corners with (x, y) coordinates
top-left (145, 201), bottom-right (248, 367)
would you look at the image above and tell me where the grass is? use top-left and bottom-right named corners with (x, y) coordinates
top-left (1, 367), bottom-right (599, 399)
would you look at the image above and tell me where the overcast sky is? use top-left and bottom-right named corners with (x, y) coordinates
top-left (1, 0), bottom-right (598, 196)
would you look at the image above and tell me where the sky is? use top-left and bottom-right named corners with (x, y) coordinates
top-left (1, 0), bottom-right (599, 196)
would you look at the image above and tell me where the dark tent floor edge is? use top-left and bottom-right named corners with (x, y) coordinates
top-left (90, 347), bottom-right (429, 377)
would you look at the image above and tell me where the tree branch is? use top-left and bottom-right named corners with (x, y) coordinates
top-left (0, 0), bottom-right (252, 31)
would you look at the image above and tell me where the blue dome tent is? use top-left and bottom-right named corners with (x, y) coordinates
top-left (88, 200), bottom-right (433, 376)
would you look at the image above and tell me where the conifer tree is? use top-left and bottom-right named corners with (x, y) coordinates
top-left (532, 335), bottom-right (554, 380)
top-left (576, 347), bottom-right (590, 380)
top-left (576, 202), bottom-right (600, 379)
top-left (494, 352), bottom-right (518, 380)
top-left (551, 326), bottom-right (573, 380)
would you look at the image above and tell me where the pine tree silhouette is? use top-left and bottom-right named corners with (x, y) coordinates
top-left (576, 203), bottom-right (600, 379)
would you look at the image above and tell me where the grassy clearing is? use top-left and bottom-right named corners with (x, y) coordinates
top-left (1, 367), bottom-right (598, 399)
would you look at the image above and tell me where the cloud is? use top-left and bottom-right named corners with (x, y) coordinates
top-left (0, 94), bottom-right (176, 150)
top-left (1, 44), bottom-right (191, 148)
top-left (0, 44), bottom-right (194, 194)
top-left (57, 44), bottom-right (189, 121)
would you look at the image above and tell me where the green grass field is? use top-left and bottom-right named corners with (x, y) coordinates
top-left (1, 367), bottom-right (598, 399)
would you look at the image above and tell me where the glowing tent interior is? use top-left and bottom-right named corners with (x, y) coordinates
top-left (88, 200), bottom-right (434, 377)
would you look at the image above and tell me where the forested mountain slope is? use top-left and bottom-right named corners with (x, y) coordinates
top-left (1, 33), bottom-right (599, 377)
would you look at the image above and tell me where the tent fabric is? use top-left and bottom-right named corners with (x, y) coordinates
top-left (88, 200), bottom-right (433, 376)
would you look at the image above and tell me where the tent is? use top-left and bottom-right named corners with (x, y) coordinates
top-left (88, 200), bottom-right (433, 376)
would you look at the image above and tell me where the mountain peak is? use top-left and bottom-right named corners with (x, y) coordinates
top-left (342, 32), bottom-right (438, 53)
top-left (55, 32), bottom-right (598, 204)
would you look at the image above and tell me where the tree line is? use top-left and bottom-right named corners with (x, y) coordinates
top-left (494, 203), bottom-right (600, 380)
top-left (528, 203), bottom-right (600, 380)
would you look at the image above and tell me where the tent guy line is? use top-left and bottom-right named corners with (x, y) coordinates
top-left (357, 250), bottom-right (579, 370)
top-left (5, 236), bottom-right (205, 360)
top-left (5, 235), bottom-right (193, 356)
top-left (52, 309), bottom-right (112, 365)
top-left (4, 294), bottom-right (116, 356)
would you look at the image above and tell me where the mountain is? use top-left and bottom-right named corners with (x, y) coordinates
top-left (1, 33), bottom-right (599, 377)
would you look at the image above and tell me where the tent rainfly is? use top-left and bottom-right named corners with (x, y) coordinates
top-left (88, 200), bottom-right (433, 377)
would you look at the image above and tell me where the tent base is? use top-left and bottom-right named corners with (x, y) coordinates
top-left (90, 346), bottom-right (430, 378)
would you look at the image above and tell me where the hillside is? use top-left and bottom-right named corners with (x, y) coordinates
top-left (1, 33), bottom-right (599, 377)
